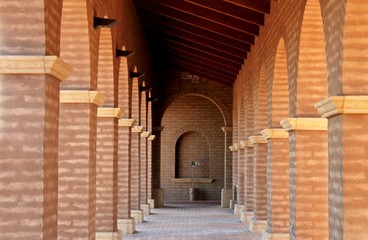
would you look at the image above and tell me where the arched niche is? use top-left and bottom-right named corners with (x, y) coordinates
top-left (175, 131), bottom-right (209, 179)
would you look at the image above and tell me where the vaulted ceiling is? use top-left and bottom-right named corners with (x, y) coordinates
top-left (134, 0), bottom-right (270, 85)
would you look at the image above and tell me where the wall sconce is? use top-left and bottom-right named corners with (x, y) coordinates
top-left (94, 17), bottom-right (117, 29)
top-left (116, 49), bottom-right (134, 58)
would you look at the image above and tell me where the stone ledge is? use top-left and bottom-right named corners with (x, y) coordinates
top-left (97, 107), bottom-right (123, 118)
top-left (249, 135), bottom-right (267, 144)
top-left (60, 90), bottom-right (106, 106)
top-left (141, 131), bottom-right (151, 138)
top-left (118, 118), bottom-right (136, 127)
top-left (0, 55), bottom-right (73, 81)
top-left (229, 145), bottom-right (236, 151)
top-left (240, 140), bottom-right (254, 148)
top-left (280, 118), bottom-right (327, 132)
top-left (233, 143), bottom-right (240, 150)
top-left (261, 128), bottom-right (288, 139)
top-left (315, 96), bottom-right (368, 118)
top-left (171, 178), bottom-right (214, 184)
top-left (148, 135), bottom-right (156, 141)
top-left (132, 125), bottom-right (144, 133)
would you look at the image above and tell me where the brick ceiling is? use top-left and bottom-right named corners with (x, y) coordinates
top-left (134, 0), bottom-right (270, 84)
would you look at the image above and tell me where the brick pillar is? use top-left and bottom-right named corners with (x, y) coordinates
top-left (316, 96), bottom-right (368, 239)
top-left (239, 140), bottom-right (254, 224)
top-left (221, 126), bottom-right (232, 208)
top-left (117, 118), bottom-right (136, 235)
top-left (228, 145), bottom-right (237, 209)
top-left (140, 130), bottom-right (151, 216)
top-left (261, 129), bottom-right (289, 240)
top-left (235, 142), bottom-right (245, 217)
top-left (152, 126), bottom-right (164, 208)
top-left (0, 56), bottom-right (71, 239)
top-left (131, 125), bottom-right (144, 223)
top-left (58, 90), bottom-right (106, 239)
top-left (248, 135), bottom-right (268, 234)
top-left (95, 108), bottom-right (123, 239)
top-left (231, 143), bottom-right (239, 210)
top-left (281, 118), bottom-right (328, 240)
top-left (147, 134), bottom-right (156, 209)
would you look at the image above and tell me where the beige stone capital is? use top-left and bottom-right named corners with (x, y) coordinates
top-left (148, 135), bottom-right (156, 141)
top-left (240, 140), bottom-right (254, 148)
top-left (261, 128), bottom-right (288, 139)
top-left (97, 107), bottom-right (123, 118)
top-left (0, 55), bottom-right (73, 81)
top-left (248, 135), bottom-right (267, 144)
top-left (233, 143), bottom-right (240, 150)
top-left (118, 118), bottom-right (136, 127)
top-left (60, 90), bottom-right (106, 106)
top-left (315, 96), bottom-right (368, 118)
top-left (141, 131), bottom-right (151, 138)
top-left (280, 118), bottom-right (327, 132)
top-left (132, 125), bottom-right (145, 133)
top-left (229, 145), bottom-right (236, 151)
top-left (221, 126), bottom-right (232, 132)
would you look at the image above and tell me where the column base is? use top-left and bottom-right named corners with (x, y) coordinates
top-left (118, 218), bottom-right (136, 235)
top-left (131, 209), bottom-right (144, 224)
top-left (147, 198), bottom-right (155, 209)
top-left (221, 189), bottom-right (232, 208)
top-left (95, 230), bottom-right (122, 240)
top-left (234, 204), bottom-right (244, 216)
top-left (240, 211), bottom-right (254, 224)
top-left (140, 203), bottom-right (151, 216)
top-left (153, 188), bottom-right (164, 208)
top-left (229, 199), bottom-right (236, 209)
top-left (262, 231), bottom-right (289, 240)
top-left (249, 219), bottom-right (267, 234)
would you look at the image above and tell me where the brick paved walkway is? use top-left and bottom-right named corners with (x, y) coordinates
top-left (124, 202), bottom-right (262, 240)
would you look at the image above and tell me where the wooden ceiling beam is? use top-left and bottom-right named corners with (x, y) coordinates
top-left (140, 0), bottom-right (259, 36)
top-left (135, 0), bottom-right (256, 44)
top-left (139, 9), bottom-right (254, 46)
top-left (168, 56), bottom-right (238, 79)
top-left (184, 0), bottom-right (265, 26)
top-left (143, 22), bottom-right (250, 56)
top-left (223, 0), bottom-right (270, 14)
top-left (152, 32), bottom-right (245, 64)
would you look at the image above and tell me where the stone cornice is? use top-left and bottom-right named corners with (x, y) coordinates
top-left (233, 143), bottom-right (240, 151)
top-left (132, 125), bottom-right (145, 133)
top-left (315, 96), bottom-right (368, 118)
top-left (97, 108), bottom-right (123, 118)
top-left (221, 126), bottom-right (232, 132)
top-left (229, 146), bottom-right (236, 151)
top-left (148, 135), bottom-right (156, 141)
top-left (118, 118), bottom-right (136, 127)
top-left (141, 131), bottom-right (151, 138)
top-left (248, 135), bottom-right (267, 144)
top-left (280, 118), bottom-right (327, 132)
top-left (0, 55), bottom-right (73, 81)
top-left (60, 90), bottom-right (106, 106)
top-left (240, 140), bottom-right (254, 148)
top-left (261, 128), bottom-right (288, 139)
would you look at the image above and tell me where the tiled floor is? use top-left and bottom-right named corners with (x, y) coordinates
top-left (124, 202), bottom-right (262, 240)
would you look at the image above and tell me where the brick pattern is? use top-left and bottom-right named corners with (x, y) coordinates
top-left (254, 66), bottom-right (268, 133)
top-left (237, 149), bottom-right (245, 205)
top-left (96, 118), bottom-right (118, 231)
top-left (245, 147), bottom-right (254, 213)
top-left (0, 75), bottom-right (59, 239)
top-left (58, 104), bottom-right (97, 240)
top-left (147, 102), bottom-right (153, 199)
top-left (140, 92), bottom-right (147, 203)
top-left (161, 95), bottom-right (225, 201)
top-left (253, 143), bottom-right (267, 221)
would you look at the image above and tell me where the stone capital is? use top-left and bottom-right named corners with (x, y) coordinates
top-left (153, 126), bottom-right (165, 132)
top-left (132, 125), bottom-right (145, 133)
top-left (261, 128), bottom-right (288, 139)
top-left (280, 118), bottom-right (327, 132)
top-left (60, 90), bottom-right (106, 106)
top-left (97, 107), bottom-right (123, 118)
top-left (229, 145), bottom-right (236, 151)
top-left (221, 126), bottom-right (232, 132)
top-left (233, 143), bottom-right (240, 150)
top-left (118, 118), bottom-right (136, 127)
top-left (248, 135), bottom-right (267, 144)
top-left (141, 131), bottom-right (151, 138)
top-left (0, 55), bottom-right (73, 81)
top-left (148, 135), bottom-right (156, 141)
top-left (315, 96), bottom-right (368, 118)
top-left (239, 140), bottom-right (254, 148)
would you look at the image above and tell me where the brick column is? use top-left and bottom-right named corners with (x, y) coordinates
top-left (131, 125), bottom-right (144, 223)
top-left (140, 130), bottom-right (151, 216)
top-left (147, 134), bottom-right (156, 209)
top-left (0, 56), bottom-right (71, 239)
top-left (152, 126), bottom-right (164, 208)
top-left (239, 140), bottom-right (254, 224)
top-left (231, 143), bottom-right (239, 210)
top-left (58, 90), bottom-right (106, 239)
top-left (261, 129), bottom-right (289, 240)
top-left (95, 108), bottom-right (123, 240)
top-left (221, 127), bottom-right (232, 208)
top-left (316, 96), bottom-right (368, 239)
top-left (228, 145), bottom-right (237, 209)
top-left (248, 135), bottom-right (268, 234)
top-left (117, 118), bottom-right (136, 235)
top-left (281, 118), bottom-right (328, 240)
